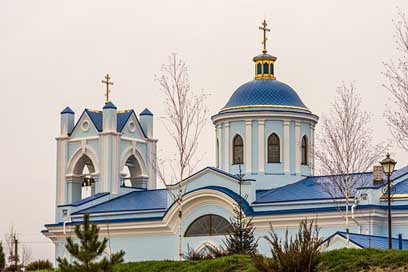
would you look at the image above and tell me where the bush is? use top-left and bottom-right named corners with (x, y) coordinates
top-left (25, 259), bottom-right (53, 271)
top-left (254, 219), bottom-right (322, 272)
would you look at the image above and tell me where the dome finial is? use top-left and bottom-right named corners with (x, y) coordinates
top-left (258, 19), bottom-right (270, 54)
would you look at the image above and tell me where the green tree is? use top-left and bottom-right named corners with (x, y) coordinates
top-left (57, 214), bottom-right (125, 272)
top-left (0, 241), bottom-right (5, 270)
top-left (223, 164), bottom-right (258, 255)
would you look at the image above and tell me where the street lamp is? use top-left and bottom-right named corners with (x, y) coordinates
top-left (380, 153), bottom-right (397, 249)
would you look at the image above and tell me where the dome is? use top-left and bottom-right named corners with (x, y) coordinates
top-left (221, 79), bottom-right (309, 112)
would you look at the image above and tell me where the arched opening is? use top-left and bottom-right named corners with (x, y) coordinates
top-left (263, 62), bottom-right (269, 74)
top-left (232, 135), bottom-right (244, 165)
top-left (301, 135), bottom-right (308, 165)
top-left (270, 63), bottom-right (274, 75)
top-left (122, 155), bottom-right (147, 188)
top-left (257, 63), bottom-right (262, 74)
top-left (185, 214), bottom-right (232, 237)
top-left (72, 154), bottom-right (97, 201)
top-left (267, 133), bottom-right (280, 163)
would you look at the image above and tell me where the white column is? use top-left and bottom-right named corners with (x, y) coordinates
top-left (56, 138), bottom-right (67, 205)
top-left (245, 120), bottom-right (252, 174)
top-left (216, 124), bottom-right (222, 168)
top-left (258, 120), bottom-right (265, 173)
top-left (223, 122), bottom-right (230, 171)
top-left (283, 120), bottom-right (290, 174)
top-left (295, 121), bottom-right (301, 175)
top-left (310, 124), bottom-right (315, 175)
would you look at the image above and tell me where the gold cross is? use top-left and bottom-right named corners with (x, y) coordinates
top-left (101, 74), bottom-right (114, 103)
top-left (259, 20), bottom-right (270, 54)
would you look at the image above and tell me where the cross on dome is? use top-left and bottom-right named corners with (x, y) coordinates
top-left (258, 19), bottom-right (270, 54)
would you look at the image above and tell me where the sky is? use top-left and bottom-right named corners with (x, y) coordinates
top-left (1, 0), bottom-right (408, 262)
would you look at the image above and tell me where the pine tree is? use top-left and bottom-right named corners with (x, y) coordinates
top-left (57, 214), bottom-right (125, 272)
top-left (0, 241), bottom-right (5, 271)
top-left (223, 164), bottom-right (258, 255)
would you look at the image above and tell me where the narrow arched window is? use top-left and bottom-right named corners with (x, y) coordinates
top-left (233, 135), bottom-right (244, 164)
top-left (185, 214), bottom-right (232, 237)
top-left (267, 133), bottom-right (280, 163)
top-left (263, 62), bottom-right (269, 74)
top-left (257, 63), bottom-right (262, 74)
top-left (301, 136), bottom-right (308, 165)
top-left (270, 63), bottom-right (274, 75)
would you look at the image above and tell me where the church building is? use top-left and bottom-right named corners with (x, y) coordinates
top-left (43, 21), bottom-right (408, 261)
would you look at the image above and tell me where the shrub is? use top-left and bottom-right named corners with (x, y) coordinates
top-left (25, 259), bottom-right (53, 271)
top-left (254, 219), bottom-right (322, 272)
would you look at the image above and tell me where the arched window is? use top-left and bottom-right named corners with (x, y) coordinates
top-left (263, 62), bottom-right (269, 74)
top-left (257, 63), bottom-right (262, 74)
top-left (185, 214), bottom-right (232, 237)
top-left (267, 133), bottom-right (280, 163)
top-left (122, 155), bottom-right (145, 188)
top-left (233, 135), bottom-right (244, 164)
top-left (270, 63), bottom-right (274, 75)
top-left (301, 135), bottom-right (308, 165)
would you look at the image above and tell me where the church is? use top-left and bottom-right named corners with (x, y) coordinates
top-left (43, 21), bottom-right (408, 261)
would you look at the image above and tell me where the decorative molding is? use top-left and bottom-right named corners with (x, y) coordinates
top-left (295, 121), bottom-right (301, 175)
top-left (258, 120), bottom-right (265, 173)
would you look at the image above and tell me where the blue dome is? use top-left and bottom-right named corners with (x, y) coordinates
top-left (222, 79), bottom-right (308, 112)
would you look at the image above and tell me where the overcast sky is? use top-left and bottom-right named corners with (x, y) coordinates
top-left (1, 0), bottom-right (408, 262)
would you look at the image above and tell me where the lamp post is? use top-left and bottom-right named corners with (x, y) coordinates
top-left (380, 153), bottom-right (397, 249)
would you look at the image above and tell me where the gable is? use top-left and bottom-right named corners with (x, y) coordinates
top-left (119, 111), bottom-right (146, 139)
top-left (70, 110), bottom-right (100, 138)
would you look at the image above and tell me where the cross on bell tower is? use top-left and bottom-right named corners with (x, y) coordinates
top-left (259, 20), bottom-right (270, 54)
top-left (102, 74), bottom-right (114, 103)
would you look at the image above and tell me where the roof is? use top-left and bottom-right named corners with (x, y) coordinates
top-left (73, 189), bottom-right (168, 214)
top-left (252, 53), bottom-right (277, 61)
top-left (255, 172), bottom-right (373, 204)
top-left (61, 106), bottom-right (74, 114)
top-left (140, 108), bottom-right (153, 116)
top-left (69, 109), bottom-right (146, 137)
top-left (327, 232), bottom-right (408, 249)
top-left (103, 101), bottom-right (117, 109)
top-left (221, 79), bottom-right (309, 113)
top-left (58, 192), bottom-right (109, 207)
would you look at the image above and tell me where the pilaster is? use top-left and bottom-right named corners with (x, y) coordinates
top-left (283, 120), bottom-right (290, 174)
top-left (245, 120), bottom-right (252, 174)
top-left (295, 121), bottom-right (301, 175)
top-left (258, 120), bottom-right (265, 173)
top-left (223, 122), bottom-right (230, 171)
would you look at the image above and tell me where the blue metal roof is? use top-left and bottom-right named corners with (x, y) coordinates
top-left (70, 109), bottom-right (146, 137)
top-left (103, 101), bottom-right (117, 109)
top-left (222, 79), bottom-right (308, 112)
top-left (73, 189), bottom-right (168, 214)
top-left (329, 232), bottom-right (408, 249)
top-left (140, 108), bottom-right (153, 116)
top-left (58, 192), bottom-right (109, 207)
top-left (255, 173), bottom-right (373, 204)
top-left (61, 106), bottom-right (74, 114)
top-left (253, 53), bottom-right (277, 61)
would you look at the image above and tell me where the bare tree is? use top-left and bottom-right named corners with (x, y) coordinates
top-left (4, 225), bottom-right (32, 271)
top-left (384, 9), bottom-right (408, 151)
top-left (156, 53), bottom-right (208, 259)
top-left (316, 83), bottom-right (388, 244)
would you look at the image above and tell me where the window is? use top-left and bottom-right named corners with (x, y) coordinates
top-left (185, 214), bottom-right (232, 237)
top-left (267, 133), bottom-right (280, 163)
top-left (263, 62), bottom-right (269, 74)
top-left (233, 135), bottom-right (244, 164)
top-left (270, 63), bottom-right (274, 75)
top-left (301, 135), bottom-right (308, 165)
top-left (257, 63), bottom-right (262, 74)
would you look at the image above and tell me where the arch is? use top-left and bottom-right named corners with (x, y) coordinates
top-left (119, 146), bottom-right (148, 177)
top-left (263, 62), bottom-right (269, 74)
top-left (66, 146), bottom-right (100, 176)
top-left (185, 214), bottom-right (232, 237)
top-left (232, 134), bottom-right (244, 164)
top-left (301, 135), bottom-right (308, 165)
top-left (267, 133), bottom-right (280, 163)
top-left (270, 63), bottom-right (274, 75)
top-left (257, 63), bottom-right (262, 74)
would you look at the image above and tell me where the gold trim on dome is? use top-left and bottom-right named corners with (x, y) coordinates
top-left (221, 104), bottom-right (310, 112)
top-left (380, 193), bottom-right (408, 199)
top-left (117, 109), bottom-right (131, 113)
